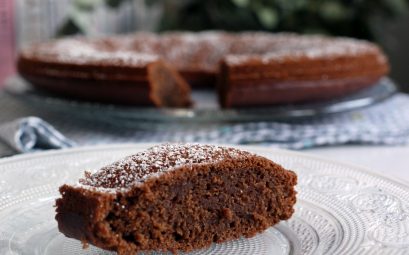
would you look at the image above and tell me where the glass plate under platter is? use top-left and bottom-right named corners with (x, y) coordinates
top-left (4, 77), bottom-right (398, 124)
top-left (1, 144), bottom-right (409, 254)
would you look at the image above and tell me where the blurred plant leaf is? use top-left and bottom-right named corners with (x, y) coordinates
top-left (293, 0), bottom-right (308, 10)
top-left (231, 0), bottom-right (250, 8)
top-left (74, 0), bottom-right (99, 11)
top-left (382, 0), bottom-right (409, 15)
top-left (320, 2), bottom-right (349, 21)
top-left (255, 6), bottom-right (279, 28)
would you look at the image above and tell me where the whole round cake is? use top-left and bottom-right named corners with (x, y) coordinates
top-left (17, 31), bottom-right (389, 107)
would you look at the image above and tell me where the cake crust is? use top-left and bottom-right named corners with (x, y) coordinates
top-left (55, 144), bottom-right (297, 254)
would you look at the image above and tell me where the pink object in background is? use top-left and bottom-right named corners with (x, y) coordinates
top-left (0, 0), bottom-right (15, 87)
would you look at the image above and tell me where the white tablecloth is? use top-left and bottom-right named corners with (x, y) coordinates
top-left (309, 145), bottom-right (409, 184)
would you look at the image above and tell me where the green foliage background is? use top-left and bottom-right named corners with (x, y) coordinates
top-left (157, 0), bottom-right (408, 40)
top-left (59, 0), bottom-right (409, 41)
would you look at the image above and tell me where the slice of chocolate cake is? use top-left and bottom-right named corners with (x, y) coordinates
top-left (148, 61), bottom-right (192, 107)
top-left (56, 144), bottom-right (297, 254)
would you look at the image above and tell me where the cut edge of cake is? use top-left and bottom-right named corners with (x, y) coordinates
top-left (147, 61), bottom-right (193, 108)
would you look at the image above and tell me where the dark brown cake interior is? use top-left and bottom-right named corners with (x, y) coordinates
top-left (56, 144), bottom-right (297, 254)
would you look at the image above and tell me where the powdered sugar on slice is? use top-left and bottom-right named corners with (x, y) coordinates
top-left (79, 143), bottom-right (254, 191)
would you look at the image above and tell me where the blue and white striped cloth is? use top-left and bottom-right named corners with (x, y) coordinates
top-left (1, 93), bottom-right (409, 156)
top-left (0, 117), bottom-right (75, 153)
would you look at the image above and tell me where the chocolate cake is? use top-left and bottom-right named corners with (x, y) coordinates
top-left (219, 34), bottom-right (389, 107)
top-left (17, 38), bottom-right (191, 107)
top-left (17, 31), bottom-right (389, 107)
top-left (55, 144), bottom-right (297, 254)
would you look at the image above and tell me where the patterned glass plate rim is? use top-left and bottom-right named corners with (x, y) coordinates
top-left (4, 77), bottom-right (398, 124)
top-left (1, 144), bottom-right (409, 255)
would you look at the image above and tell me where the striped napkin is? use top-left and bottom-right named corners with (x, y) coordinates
top-left (0, 116), bottom-right (75, 153)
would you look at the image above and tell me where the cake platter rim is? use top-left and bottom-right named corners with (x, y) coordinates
top-left (3, 76), bottom-right (398, 124)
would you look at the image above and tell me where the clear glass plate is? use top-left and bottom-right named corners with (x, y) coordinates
top-left (1, 144), bottom-right (409, 254)
top-left (4, 77), bottom-right (398, 124)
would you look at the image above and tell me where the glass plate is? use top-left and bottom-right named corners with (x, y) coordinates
top-left (1, 144), bottom-right (409, 254)
top-left (4, 77), bottom-right (398, 124)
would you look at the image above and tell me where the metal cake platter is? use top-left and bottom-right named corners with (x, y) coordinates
top-left (4, 76), bottom-right (398, 124)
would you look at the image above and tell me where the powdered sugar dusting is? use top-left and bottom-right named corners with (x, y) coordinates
top-left (23, 38), bottom-right (159, 66)
top-left (79, 143), bottom-right (253, 191)
top-left (21, 32), bottom-right (384, 71)
top-left (225, 36), bottom-right (382, 65)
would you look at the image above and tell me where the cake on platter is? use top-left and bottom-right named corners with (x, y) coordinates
top-left (17, 32), bottom-right (389, 107)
